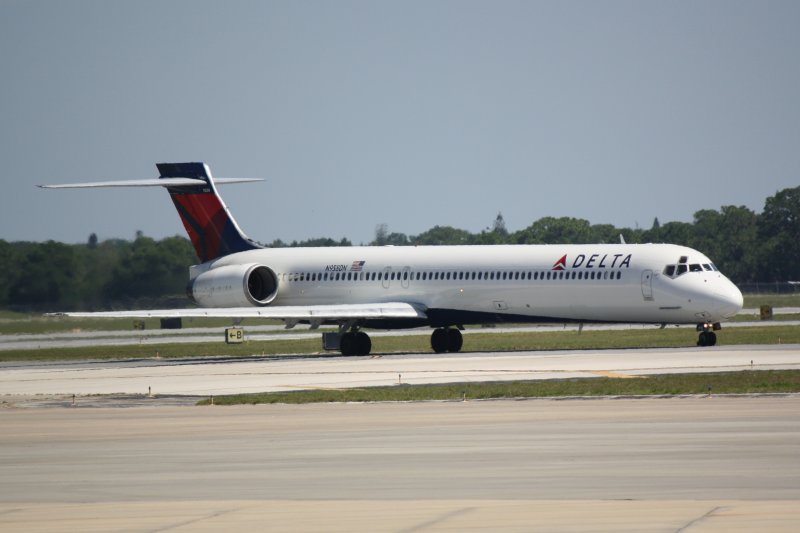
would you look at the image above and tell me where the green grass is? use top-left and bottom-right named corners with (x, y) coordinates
top-left (2, 324), bottom-right (798, 362)
top-left (0, 315), bottom-right (284, 335)
top-left (731, 313), bottom-right (800, 322)
top-left (743, 293), bottom-right (800, 308)
top-left (197, 369), bottom-right (800, 405)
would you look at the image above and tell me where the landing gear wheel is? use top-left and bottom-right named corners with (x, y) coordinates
top-left (431, 328), bottom-right (448, 353)
top-left (431, 328), bottom-right (463, 353)
top-left (340, 331), bottom-right (372, 356)
top-left (447, 328), bottom-right (463, 353)
top-left (697, 331), bottom-right (718, 347)
top-left (355, 331), bottom-right (372, 356)
top-left (706, 331), bottom-right (717, 346)
top-left (340, 332), bottom-right (356, 356)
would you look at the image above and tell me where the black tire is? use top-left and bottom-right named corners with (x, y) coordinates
top-left (340, 332), bottom-right (356, 356)
top-left (697, 331), bottom-right (710, 347)
top-left (355, 331), bottom-right (372, 356)
top-left (447, 328), bottom-right (463, 353)
top-left (707, 331), bottom-right (717, 346)
top-left (431, 328), bottom-right (448, 353)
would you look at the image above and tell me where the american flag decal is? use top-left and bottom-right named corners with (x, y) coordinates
top-left (350, 260), bottom-right (365, 272)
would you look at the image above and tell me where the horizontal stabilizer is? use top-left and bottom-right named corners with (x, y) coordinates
top-left (38, 177), bottom-right (263, 189)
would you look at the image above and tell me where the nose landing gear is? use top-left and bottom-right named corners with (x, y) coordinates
top-left (696, 322), bottom-right (720, 347)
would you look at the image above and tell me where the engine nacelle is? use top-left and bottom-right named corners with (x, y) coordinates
top-left (188, 264), bottom-right (278, 307)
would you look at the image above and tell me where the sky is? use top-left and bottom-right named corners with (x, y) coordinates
top-left (1, 0), bottom-right (798, 246)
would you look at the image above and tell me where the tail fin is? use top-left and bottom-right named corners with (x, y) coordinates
top-left (158, 162), bottom-right (261, 262)
top-left (39, 162), bottom-right (263, 262)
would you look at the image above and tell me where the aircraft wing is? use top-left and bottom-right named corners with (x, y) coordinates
top-left (48, 302), bottom-right (427, 324)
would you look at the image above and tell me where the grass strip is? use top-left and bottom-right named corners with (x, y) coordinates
top-left (0, 316), bottom-right (284, 335)
top-left (197, 369), bottom-right (800, 405)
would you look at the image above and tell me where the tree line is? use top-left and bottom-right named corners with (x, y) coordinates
top-left (1, 186), bottom-right (797, 311)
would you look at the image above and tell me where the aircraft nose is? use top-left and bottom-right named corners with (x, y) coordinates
top-left (713, 282), bottom-right (744, 319)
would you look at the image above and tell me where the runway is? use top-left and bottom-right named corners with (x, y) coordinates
top-left (1, 344), bottom-right (799, 400)
top-left (1, 398), bottom-right (799, 531)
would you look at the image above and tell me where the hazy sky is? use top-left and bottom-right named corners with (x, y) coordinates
top-left (1, 0), bottom-right (798, 246)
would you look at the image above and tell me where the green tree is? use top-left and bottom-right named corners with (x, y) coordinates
top-left (644, 222), bottom-right (694, 246)
top-left (588, 224), bottom-right (621, 244)
top-left (0, 240), bottom-right (13, 306)
top-left (692, 206), bottom-right (759, 282)
top-left (512, 217), bottom-right (593, 244)
top-left (759, 186), bottom-right (800, 281)
top-left (7, 241), bottom-right (79, 309)
top-left (291, 237), bottom-right (352, 247)
top-left (413, 226), bottom-right (472, 245)
top-left (104, 235), bottom-right (196, 305)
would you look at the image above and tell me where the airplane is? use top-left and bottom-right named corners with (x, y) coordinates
top-left (40, 162), bottom-right (744, 354)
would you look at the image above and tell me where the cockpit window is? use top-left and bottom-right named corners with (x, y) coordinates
top-left (664, 258), bottom-right (719, 279)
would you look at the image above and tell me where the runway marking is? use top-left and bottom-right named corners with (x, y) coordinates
top-left (675, 505), bottom-right (726, 532)
top-left (149, 506), bottom-right (242, 533)
top-left (398, 506), bottom-right (476, 533)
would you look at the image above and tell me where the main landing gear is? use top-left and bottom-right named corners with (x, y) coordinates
top-left (696, 322), bottom-right (720, 347)
top-left (335, 326), bottom-right (464, 356)
top-left (339, 330), bottom-right (372, 356)
top-left (431, 327), bottom-right (463, 353)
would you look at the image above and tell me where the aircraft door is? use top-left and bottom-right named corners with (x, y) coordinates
top-left (382, 267), bottom-right (392, 289)
top-left (641, 269), bottom-right (654, 301)
top-left (401, 266), bottom-right (411, 289)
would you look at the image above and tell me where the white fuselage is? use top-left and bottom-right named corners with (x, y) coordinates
top-left (200, 243), bottom-right (743, 327)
